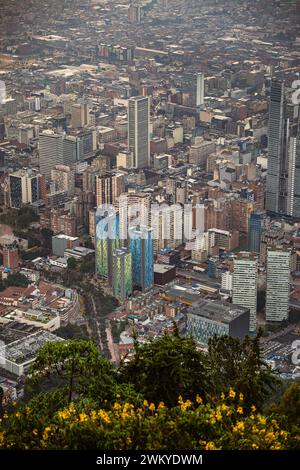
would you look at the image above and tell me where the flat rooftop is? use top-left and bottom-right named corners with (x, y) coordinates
top-left (154, 264), bottom-right (175, 274)
top-left (188, 299), bottom-right (249, 324)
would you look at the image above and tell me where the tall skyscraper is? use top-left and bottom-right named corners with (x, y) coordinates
top-left (266, 79), bottom-right (299, 215)
top-left (248, 210), bottom-right (266, 253)
top-left (9, 168), bottom-right (40, 208)
top-left (39, 131), bottom-right (64, 179)
top-left (95, 172), bottom-right (125, 207)
top-left (129, 225), bottom-right (153, 291)
top-left (113, 248), bottom-right (133, 301)
top-left (95, 208), bottom-right (119, 282)
top-left (232, 252), bottom-right (258, 333)
top-left (128, 96), bottom-right (150, 169)
top-left (196, 72), bottom-right (205, 108)
top-left (266, 247), bottom-right (290, 322)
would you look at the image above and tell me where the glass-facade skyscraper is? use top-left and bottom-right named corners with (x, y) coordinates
top-left (248, 211), bottom-right (266, 253)
top-left (129, 225), bottom-right (153, 291)
top-left (266, 79), bottom-right (299, 215)
top-left (113, 248), bottom-right (133, 301)
top-left (95, 208), bottom-right (119, 282)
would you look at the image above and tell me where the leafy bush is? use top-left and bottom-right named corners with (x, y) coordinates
top-left (0, 393), bottom-right (296, 450)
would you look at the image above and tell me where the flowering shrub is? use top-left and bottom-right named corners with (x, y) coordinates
top-left (0, 390), bottom-right (295, 450)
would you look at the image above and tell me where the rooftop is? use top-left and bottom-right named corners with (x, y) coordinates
top-left (188, 299), bottom-right (249, 324)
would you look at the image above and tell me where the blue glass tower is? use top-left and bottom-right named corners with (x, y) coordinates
top-left (129, 225), bottom-right (153, 291)
top-left (248, 211), bottom-right (265, 254)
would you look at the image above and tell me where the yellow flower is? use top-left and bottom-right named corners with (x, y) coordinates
top-left (280, 430), bottom-right (288, 440)
top-left (149, 403), bottom-right (155, 411)
top-left (215, 409), bottom-right (222, 421)
top-left (79, 413), bottom-right (88, 422)
top-left (271, 442), bottom-right (282, 450)
top-left (158, 401), bottom-right (165, 410)
top-left (251, 405), bottom-right (256, 413)
top-left (98, 410), bottom-right (111, 424)
top-left (0, 432), bottom-right (4, 446)
top-left (252, 443), bottom-right (258, 449)
top-left (220, 392), bottom-right (225, 400)
top-left (239, 393), bottom-right (244, 402)
top-left (15, 412), bottom-right (21, 418)
top-left (180, 399), bottom-right (192, 412)
top-left (264, 431), bottom-right (275, 443)
top-left (143, 400), bottom-right (149, 407)
top-left (114, 402), bottom-right (121, 410)
top-left (233, 421), bottom-right (245, 433)
top-left (32, 429), bottom-right (38, 436)
top-left (205, 441), bottom-right (217, 450)
top-left (196, 394), bottom-right (203, 404)
top-left (258, 416), bottom-right (266, 426)
top-left (90, 410), bottom-right (97, 421)
top-left (237, 406), bottom-right (243, 415)
top-left (229, 388), bottom-right (236, 399)
top-left (42, 427), bottom-right (51, 441)
top-left (221, 403), bottom-right (229, 413)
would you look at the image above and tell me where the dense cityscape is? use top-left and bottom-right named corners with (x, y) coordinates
top-left (0, 0), bottom-right (299, 457)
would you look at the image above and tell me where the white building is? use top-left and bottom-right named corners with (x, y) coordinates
top-left (128, 96), bottom-right (150, 168)
top-left (232, 252), bottom-right (258, 332)
top-left (266, 248), bottom-right (291, 322)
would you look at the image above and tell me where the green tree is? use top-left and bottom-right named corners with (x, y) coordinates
top-left (119, 329), bottom-right (207, 407)
top-left (205, 333), bottom-right (277, 411)
top-left (67, 257), bottom-right (77, 270)
top-left (4, 272), bottom-right (29, 288)
top-left (268, 382), bottom-right (300, 427)
top-left (28, 340), bottom-right (116, 406)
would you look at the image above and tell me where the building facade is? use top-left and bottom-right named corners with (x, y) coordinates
top-left (128, 96), bottom-right (150, 168)
top-left (129, 225), bottom-right (153, 291)
top-left (113, 248), bottom-right (132, 301)
top-left (232, 252), bottom-right (258, 332)
top-left (266, 248), bottom-right (290, 322)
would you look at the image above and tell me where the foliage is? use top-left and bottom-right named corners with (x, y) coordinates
top-left (267, 382), bottom-right (300, 428)
top-left (0, 393), bottom-right (296, 450)
top-left (3, 272), bottom-right (29, 288)
top-left (56, 324), bottom-right (90, 341)
top-left (0, 207), bottom-right (39, 229)
top-left (204, 333), bottom-right (277, 411)
top-left (28, 340), bottom-right (117, 405)
top-left (67, 257), bottom-right (77, 270)
top-left (119, 329), bottom-right (207, 407)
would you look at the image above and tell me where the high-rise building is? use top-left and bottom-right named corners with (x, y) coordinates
top-left (248, 210), bottom-right (266, 253)
top-left (95, 208), bottom-right (119, 282)
top-left (119, 192), bottom-right (151, 242)
top-left (266, 79), bottom-right (299, 215)
top-left (128, 96), bottom-right (150, 168)
top-left (232, 252), bottom-right (258, 333)
top-left (129, 225), bottom-right (153, 291)
top-left (95, 172), bottom-right (125, 207)
top-left (266, 247), bottom-right (290, 322)
top-left (128, 3), bottom-right (142, 23)
top-left (71, 102), bottom-right (89, 128)
top-left (39, 131), bottom-right (64, 179)
top-left (9, 168), bottom-right (40, 208)
top-left (196, 72), bottom-right (205, 108)
top-left (51, 165), bottom-right (75, 196)
top-left (113, 248), bottom-right (133, 301)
